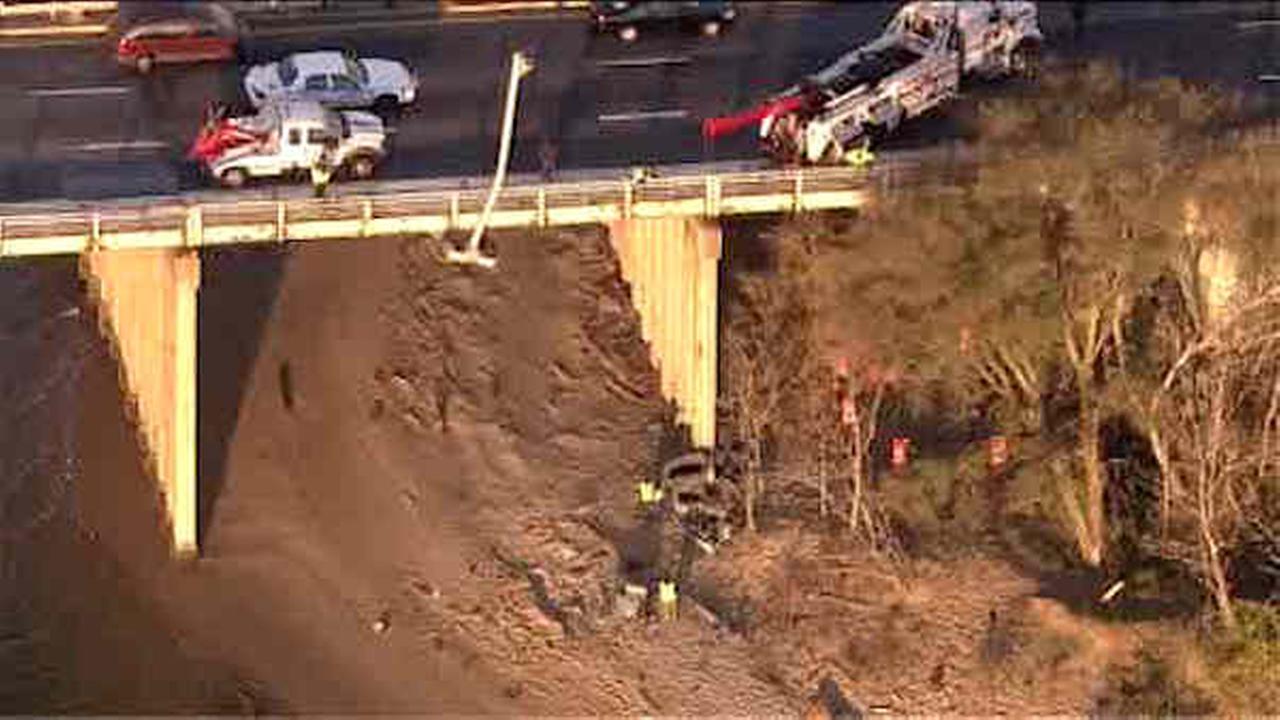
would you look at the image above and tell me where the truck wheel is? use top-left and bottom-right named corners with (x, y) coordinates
top-left (348, 155), bottom-right (376, 180)
top-left (136, 55), bottom-right (155, 74)
top-left (220, 168), bottom-right (248, 188)
top-left (617, 25), bottom-right (638, 42)
top-left (1010, 42), bottom-right (1040, 80)
top-left (373, 95), bottom-right (400, 118)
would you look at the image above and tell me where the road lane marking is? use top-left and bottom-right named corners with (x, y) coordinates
top-left (28, 85), bottom-right (131, 98)
top-left (248, 10), bottom-right (571, 36)
top-left (67, 140), bottom-right (169, 152)
top-left (0, 24), bottom-right (109, 38)
top-left (1259, 74), bottom-right (1280, 82)
top-left (599, 109), bottom-right (689, 123)
top-left (441, 0), bottom-right (588, 13)
top-left (0, 36), bottom-right (104, 49)
top-left (1237, 19), bottom-right (1280, 30)
top-left (596, 55), bottom-right (691, 69)
top-left (0, 1), bottom-right (117, 18)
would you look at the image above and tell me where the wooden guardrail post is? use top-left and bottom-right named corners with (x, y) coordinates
top-left (623, 180), bottom-right (634, 220)
top-left (704, 175), bottom-right (721, 218)
top-left (276, 201), bottom-right (286, 242)
top-left (449, 192), bottom-right (460, 230)
top-left (537, 187), bottom-right (547, 227)
top-left (792, 172), bottom-right (804, 214)
top-left (361, 199), bottom-right (373, 237)
top-left (91, 210), bottom-right (101, 248)
top-left (184, 206), bottom-right (203, 247)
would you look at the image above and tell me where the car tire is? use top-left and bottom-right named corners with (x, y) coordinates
top-left (617, 25), bottom-right (638, 42)
top-left (700, 20), bottom-right (721, 37)
top-left (347, 155), bottom-right (376, 180)
top-left (136, 55), bottom-right (155, 74)
top-left (220, 167), bottom-right (248, 188)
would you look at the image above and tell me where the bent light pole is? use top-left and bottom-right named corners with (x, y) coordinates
top-left (447, 50), bottom-right (535, 268)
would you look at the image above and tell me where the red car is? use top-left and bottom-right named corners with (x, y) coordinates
top-left (115, 4), bottom-right (239, 73)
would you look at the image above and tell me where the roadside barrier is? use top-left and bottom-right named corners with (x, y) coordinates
top-left (0, 1), bottom-right (116, 37)
top-left (0, 164), bottom-right (902, 257)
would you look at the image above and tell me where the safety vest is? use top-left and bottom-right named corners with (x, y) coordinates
top-left (657, 581), bottom-right (677, 606)
top-left (311, 162), bottom-right (334, 185)
top-left (845, 145), bottom-right (875, 168)
top-left (637, 481), bottom-right (663, 505)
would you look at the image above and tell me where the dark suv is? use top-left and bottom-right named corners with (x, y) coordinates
top-left (591, 1), bottom-right (737, 42)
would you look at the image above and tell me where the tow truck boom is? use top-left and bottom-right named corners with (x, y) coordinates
top-left (703, 1), bottom-right (1042, 165)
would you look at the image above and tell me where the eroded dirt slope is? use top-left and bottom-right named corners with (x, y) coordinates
top-left (2, 228), bottom-right (1157, 715)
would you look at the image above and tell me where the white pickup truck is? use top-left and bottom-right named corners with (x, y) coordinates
top-left (201, 100), bottom-right (387, 188)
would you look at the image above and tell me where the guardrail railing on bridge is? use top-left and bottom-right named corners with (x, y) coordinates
top-left (0, 1), bottom-right (116, 36)
top-left (0, 164), bottom-right (912, 257)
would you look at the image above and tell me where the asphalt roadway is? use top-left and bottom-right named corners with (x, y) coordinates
top-left (0, 1), bottom-right (1275, 203)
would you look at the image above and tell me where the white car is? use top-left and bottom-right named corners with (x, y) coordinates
top-left (243, 50), bottom-right (418, 112)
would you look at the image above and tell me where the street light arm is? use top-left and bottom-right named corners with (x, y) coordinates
top-left (450, 51), bottom-right (532, 267)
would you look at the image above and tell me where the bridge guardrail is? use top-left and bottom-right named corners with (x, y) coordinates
top-left (0, 1), bottom-right (116, 37)
top-left (16, 122), bottom-right (1277, 254)
top-left (0, 164), bottom-right (892, 256)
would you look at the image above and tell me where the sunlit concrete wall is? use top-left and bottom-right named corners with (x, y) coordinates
top-left (80, 249), bottom-right (199, 556)
top-left (608, 217), bottom-right (721, 449)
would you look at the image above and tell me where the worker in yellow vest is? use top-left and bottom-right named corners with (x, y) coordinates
top-left (310, 140), bottom-right (337, 198)
top-left (656, 579), bottom-right (678, 622)
top-left (844, 138), bottom-right (875, 169)
top-left (637, 479), bottom-right (664, 506)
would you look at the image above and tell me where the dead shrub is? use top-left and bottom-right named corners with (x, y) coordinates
top-left (1094, 647), bottom-right (1216, 717)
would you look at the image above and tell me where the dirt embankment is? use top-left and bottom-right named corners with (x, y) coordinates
top-left (2, 227), bottom-right (1166, 716)
top-left (1, 227), bottom-right (783, 714)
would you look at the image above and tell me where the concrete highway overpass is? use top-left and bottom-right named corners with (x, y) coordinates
top-left (0, 162), bottom-right (888, 554)
top-left (0, 0), bottom-right (1273, 552)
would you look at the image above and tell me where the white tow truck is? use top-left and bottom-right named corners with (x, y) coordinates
top-left (754, 1), bottom-right (1043, 165)
top-left (195, 100), bottom-right (388, 188)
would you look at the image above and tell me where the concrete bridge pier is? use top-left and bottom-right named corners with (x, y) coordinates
top-left (80, 248), bottom-right (199, 556)
top-left (608, 217), bottom-right (721, 450)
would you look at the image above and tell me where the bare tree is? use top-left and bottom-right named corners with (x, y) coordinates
top-left (1123, 178), bottom-right (1280, 626)
top-left (835, 360), bottom-right (889, 541)
top-left (722, 274), bottom-right (816, 532)
top-left (968, 62), bottom-right (1228, 567)
top-left (721, 328), bottom-right (767, 533)
top-left (1142, 285), bottom-right (1280, 627)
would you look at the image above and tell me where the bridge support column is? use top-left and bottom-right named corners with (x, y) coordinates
top-left (608, 217), bottom-right (721, 450)
top-left (80, 249), bottom-right (199, 557)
